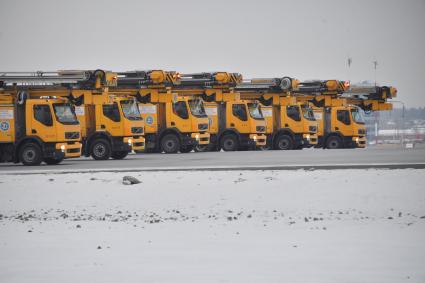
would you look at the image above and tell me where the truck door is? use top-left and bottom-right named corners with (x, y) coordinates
top-left (101, 102), bottom-right (123, 136)
top-left (334, 108), bottom-right (352, 136)
top-left (169, 101), bottom-right (191, 132)
top-left (285, 105), bottom-right (303, 133)
top-left (28, 102), bottom-right (57, 142)
top-left (229, 103), bottom-right (250, 134)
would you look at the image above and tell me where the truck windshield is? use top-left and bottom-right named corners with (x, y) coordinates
top-left (351, 108), bottom-right (365, 124)
top-left (121, 100), bottom-right (142, 120)
top-left (53, 103), bottom-right (79, 125)
top-left (301, 106), bottom-right (316, 121)
top-left (247, 103), bottom-right (265, 120)
top-left (188, 99), bottom-right (207, 118)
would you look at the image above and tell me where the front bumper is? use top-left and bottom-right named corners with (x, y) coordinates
top-left (303, 133), bottom-right (318, 146)
top-left (249, 134), bottom-right (267, 146)
top-left (124, 136), bottom-right (145, 151)
top-left (352, 136), bottom-right (366, 148)
top-left (191, 132), bottom-right (210, 145)
top-left (55, 142), bottom-right (82, 158)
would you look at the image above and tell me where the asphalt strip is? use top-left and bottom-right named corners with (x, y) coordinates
top-left (1, 163), bottom-right (425, 175)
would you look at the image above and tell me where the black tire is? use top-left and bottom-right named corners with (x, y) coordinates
top-left (326, 136), bottom-right (343, 149)
top-left (19, 142), bottom-right (43, 166)
top-left (43, 156), bottom-right (64, 165)
top-left (111, 151), bottom-right (128, 160)
top-left (220, 134), bottom-right (239, 151)
top-left (274, 135), bottom-right (294, 150)
top-left (90, 138), bottom-right (112, 160)
top-left (180, 145), bottom-right (194, 153)
top-left (161, 134), bottom-right (180, 154)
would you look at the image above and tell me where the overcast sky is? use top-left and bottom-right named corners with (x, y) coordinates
top-left (1, 0), bottom-right (424, 107)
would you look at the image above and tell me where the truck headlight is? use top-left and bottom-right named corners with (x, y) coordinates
top-left (195, 134), bottom-right (200, 141)
top-left (305, 134), bottom-right (310, 140)
top-left (355, 137), bottom-right (359, 143)
top-left (60, 145), bottom-right (66, 152)
top-left (128, 139), bottom-right (133, 146)
top-left (253, 135), bottom-right (257, 141)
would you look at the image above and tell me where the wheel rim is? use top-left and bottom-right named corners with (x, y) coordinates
top-left (165, 140), bottom-right (176, 151)
top-left (23, 148), bottom-right (36, 163)
top-left (329, 140), bottom-right (338, 148)
top-left (94, 143), bottom-right (106, 157)
top-left (278, 139), bottom-right (290, 149)
top-left (224, 139), bottom-right (234, 150)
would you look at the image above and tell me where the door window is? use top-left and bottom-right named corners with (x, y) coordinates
top-left (33, 105), bottom-right (53, 126)
top-left (286, 105), bottom-right (301, 121)
top-left (232, 104), bottom-right (248, 121)
top-left (103, 103), bottom-right (121, 122)
top-left (172, 101), bottom-right (189, 119)
top-left (337, 110), bottom-right (351, 125)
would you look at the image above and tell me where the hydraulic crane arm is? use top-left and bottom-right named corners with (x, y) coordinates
top-left (116, 70), bottom-right (180, 88)
top-left (179, 72), bottom-right (243, 88)
top-left (0, 70), bottom-right (117, 89)
top-left (343, 85), bottom-right (397, 101)
top-left (236, 77), bottom-right (298, 92)
top-left (342, 85), bottom-right (397, 112)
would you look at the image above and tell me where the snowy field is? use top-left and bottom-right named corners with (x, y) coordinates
top-left (0, 169), bottom-right (424, 283)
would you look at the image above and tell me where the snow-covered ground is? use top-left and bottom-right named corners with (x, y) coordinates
top-left (0, 169), bottom-right (424, 283)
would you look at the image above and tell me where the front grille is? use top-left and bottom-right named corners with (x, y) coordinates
top-left (65, 132), bottom-right (80, 139)
top-left (131, 127), bottom-right (144, 134)
top-left (134, 142), bottom-right (145, 147)
top-left (66, 148), bottom-right (80, 153)
top-left (198, 123), bottom-right (208, 130)
top-left (200, 137), bottom-right (209, 142)
top-left (358, 129), bottom-right (366, 135)
top-left (256, 126), bottom-right (265, 132)
top-left (309, 126), bottom-right (317, 133)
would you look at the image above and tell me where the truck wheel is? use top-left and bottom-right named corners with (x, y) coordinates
top-left (91, 138), bottom-right (111, 160)
top-left (43, 156), bottom-right (64, 165)
top-left (221, 134), bottom-right (239, 151)
top-left (111, 151), bottom-right (128, 160)
top-left (180, 145), bottom-right (194, 153)
top-left (19, 142), bottom-right (42, 166)
top-left (326, 136), bottom-right (343, 149)
top-left (274, 135), bottom-right (294, 150)
top-left (161, 134), bottom-right (180, 153)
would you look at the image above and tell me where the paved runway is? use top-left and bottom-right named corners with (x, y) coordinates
top-left (1, 145), bottom-right (425, 173)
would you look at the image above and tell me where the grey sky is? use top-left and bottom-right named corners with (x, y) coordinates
top-left (1, 0), bottom-right (424, 107)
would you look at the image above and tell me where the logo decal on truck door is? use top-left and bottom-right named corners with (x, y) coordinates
top-left (145, 115), bottom-right (154, 125)
top-left (0, 121), bottom-right (10, 132)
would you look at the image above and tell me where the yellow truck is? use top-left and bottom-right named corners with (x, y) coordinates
top-left (236, 77), bottom-right (318, 150)
top-left (294, 80), bottom-right (396, 148)
top-left (175, 72), bottom-right (267, 151)
top-left (0, 73), bottom-right (82, 165)
top-left (114, 70), bottom-right (210, 153)
top-left (1, 70), bottom-right (145, 161)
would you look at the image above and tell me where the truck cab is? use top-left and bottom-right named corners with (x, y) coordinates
top-left (74, 94), bottom-right (145, 160)
top-left (202, 99), bottom-right (267, 151)
top-left (0, 93), bottom-right (82, 165)
top-left (268, 101), bottom-right (318, 150)
top-left (138, 96), bottom-right (210, 153)
top-left (314, 105), bottom-right (366, 149)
